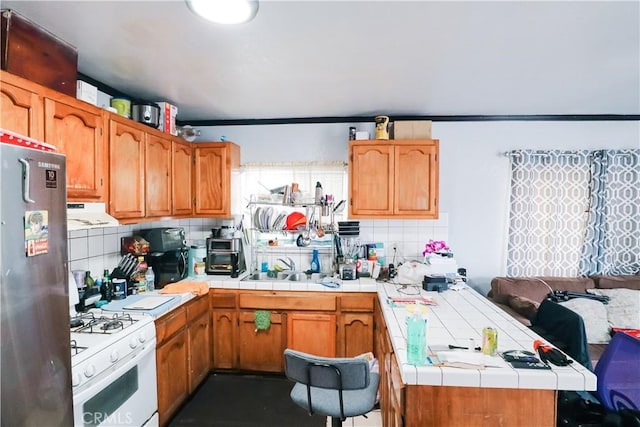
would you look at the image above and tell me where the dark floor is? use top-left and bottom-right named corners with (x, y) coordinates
top-left (168, 373), bottom-right (327, 427)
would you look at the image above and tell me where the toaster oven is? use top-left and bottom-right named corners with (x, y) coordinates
top-left (205, 238), bottom-right (246, 276)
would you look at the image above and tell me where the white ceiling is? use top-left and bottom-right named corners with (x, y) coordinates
top-left (3, 1), bottom-right (639, 122)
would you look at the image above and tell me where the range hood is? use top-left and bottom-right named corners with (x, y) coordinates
top-left (67, 202), bottom-right (119, 231)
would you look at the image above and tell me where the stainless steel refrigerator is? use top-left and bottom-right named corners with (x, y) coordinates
top-left (1, 142), bottom-right (73, 425)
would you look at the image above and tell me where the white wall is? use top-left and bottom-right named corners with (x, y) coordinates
top-left (197, 120), bottom-right (640, 294)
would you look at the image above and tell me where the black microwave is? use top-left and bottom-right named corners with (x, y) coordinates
top-left (147, 248), bottom-right (189, 288)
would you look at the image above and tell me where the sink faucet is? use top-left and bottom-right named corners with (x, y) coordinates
top-left (277, 257), bottom-right (296, 271)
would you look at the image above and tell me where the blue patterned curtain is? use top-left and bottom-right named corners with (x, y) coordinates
top-left (579, 149), bottom-right (640, 275)
top-left (506, 150), bottom-right (592, 276)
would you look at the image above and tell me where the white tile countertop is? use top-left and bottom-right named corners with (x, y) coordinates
top-left (189, 273), bottom-right (379, 293)
top-left (377, 282), bottom-right (597, 391)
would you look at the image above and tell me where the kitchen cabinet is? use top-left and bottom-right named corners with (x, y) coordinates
top-left (109, 116), bottom-right (146, 219)
top-left (193, 142), bottom-right (240, 217)
top-left (339, 294), bottom-right (375, 357)
top-left (156, 306), bottom-right (189, 427)
top-left (287, 312), bottom-right (336, 357)
top-left (44, 96), bottom-right (107, 202)
top-left (238, 310), bottom-right (285, 372)
top-left (208, 290), bottom-right (373, 373)
top-left (349, 140), bottom-right (439, 219)
top-left (145, 133), bottom-right (172, 217)
top-left (172, 140), bottom-right (193, 216)
top-left (374, 297), bottom-right (401, 427)
top-left (186, 296), bottom-right (211, 393)
top-left (0, 70), bottom-right (43, 139)
top-left (211, 291), bottom-right (237, 370)
top-left (1, 70), bottom-right (108, 202)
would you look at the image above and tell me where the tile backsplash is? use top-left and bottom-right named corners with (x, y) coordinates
top-left (67, 214), bottom-right (449, 279)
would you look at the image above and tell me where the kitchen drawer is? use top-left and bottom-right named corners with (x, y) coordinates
top-left (210, 291), bottom-right (236, 308)
top-left (156, 306), bottom-right (187, 345)
top-left (390, 354), bottom-right (405, 416)
top-left (239, 293), bottom-right (336, 311)
top-left (186, 295), bottom-right (208, 321)
top-left (340, 294), bottom-right (374, 312)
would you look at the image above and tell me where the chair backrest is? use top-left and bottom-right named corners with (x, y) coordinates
top-left (594, 331), bottom-right (640, 412)
top-left (531, 299), bottom-right (593, 370)
top-left (283, 348), bottom-right (370, 391)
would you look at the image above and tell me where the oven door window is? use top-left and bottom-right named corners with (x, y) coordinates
top-left (208, 253), bottom-right (232, 272)
top-left (82, 366), bottom-right (138, 426)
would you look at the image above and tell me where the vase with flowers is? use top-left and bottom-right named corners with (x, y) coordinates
top-left (422, 239), bottom-right (450, 263)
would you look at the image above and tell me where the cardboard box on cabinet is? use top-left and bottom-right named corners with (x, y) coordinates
top-left (76, 80), bottom-right (98, 105)
top-left (156, 102), bottom-right (178, 136)
top-left (392, 120), bottom-right (432, 139)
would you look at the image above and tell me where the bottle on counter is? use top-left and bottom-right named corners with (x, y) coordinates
top-left (310, 249), bottom-right (320, 273)
top-left (100, 269), bottom-right (112, 302)
top-left (406, 305), bottom-right (427, 366)
top-left (137, 256), bottom-right (147, 293)
top-left (145, 267), bottom-right (155, 292)
top-left (84, 271), bottom-right (95, 289)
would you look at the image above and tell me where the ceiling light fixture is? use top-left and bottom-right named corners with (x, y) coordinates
top-left (186, 0), bottom-right (259, 25)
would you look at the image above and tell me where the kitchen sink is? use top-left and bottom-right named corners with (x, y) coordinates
top-left (243, 271), bottom-right (331, 282)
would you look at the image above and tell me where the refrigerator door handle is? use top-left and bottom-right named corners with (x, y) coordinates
top-left (18, 158), bottom-right (35, 203)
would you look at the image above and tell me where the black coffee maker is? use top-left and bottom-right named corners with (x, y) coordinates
top-left (138, 228), bottom-right (189, 288)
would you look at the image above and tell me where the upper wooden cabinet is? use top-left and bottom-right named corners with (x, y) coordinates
top-left (0, 71), bottom-right (43, 139)
top-left (146, 134), bottom-right (172, 217)
top-left (193, 142), bottom-right (240, 217)
top-left (1, 70), bottom-right (107, 202)
top-left (44, 96), bottom-right (107, 201)
top-left (109, 116), bottom-right (146, 219)
top-left (172, 140), bottom-right (193, 216)
top-left (349, 139), bottom-right (439, 219)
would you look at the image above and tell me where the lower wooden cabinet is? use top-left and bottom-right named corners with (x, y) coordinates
top-left (238, 310), bottom-right (285, 372)
top-left (287, 312), bottom-right (336, 357)
top-left (186, 296), bottom-right (211, 393)
top-left (209, 289), bottom-right (375, 374)
top-left (156, 307), bottom-right (189, 427)
top-left (156, 295), bottom-right (211, 426)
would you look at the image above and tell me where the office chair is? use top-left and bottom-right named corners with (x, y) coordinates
top-left (594, 331), bottom-right (640, 413)
top-left (283, 348), bottom-right (380, 427)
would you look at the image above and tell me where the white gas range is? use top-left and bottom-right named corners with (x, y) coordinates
top-left (69, 309), bottom-right (158, 427)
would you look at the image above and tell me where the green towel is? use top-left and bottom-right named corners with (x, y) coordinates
top-left (254, 310), bottom-right (271, 331)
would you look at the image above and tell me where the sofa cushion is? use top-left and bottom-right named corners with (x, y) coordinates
top-left (591, 275), bottom-right (640, 290)
top-left (558, 299), bottom-right (611, 344)
top-left (507, 295), bottom-right (540, 320)
top-left (587, 288), bottom-right (640, 329)
top-left (489, 277), bottom-right (595, 305)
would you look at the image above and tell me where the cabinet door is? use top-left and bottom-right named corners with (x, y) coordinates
top-left (341, 313), bottom-right (373, 357)
top-left (193, 142), bottom-right (240, 216)
top-left (44, 97), bottom-right (106, 201)
top-left (211, 309), bottom-right (237, 370)
top-left (394, 144), bottom-right (438, 217)
top-left (193, 144), bottom-right (228, 215)
top-left (238, 311), bottom-right (285, 372)
top-left (349, 143), bottom-right (394, 216)
top-left (287, 312), bottom-right (336, 357)
top-left (172, 140), bottom-right (193, 216)
top-left (156, 329), bottom-right (189, 426)
top-left (0, 75), bottom-right (43, 139)
top-left (145, 134), bottom-right (172, 217)
top-left (109, 118), bottom-right (145, 219)
top-left (188, 311), bottom-right (211, 393)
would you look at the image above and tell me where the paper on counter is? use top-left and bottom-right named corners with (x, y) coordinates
top-left (435, 351), bottom-right (509, 369)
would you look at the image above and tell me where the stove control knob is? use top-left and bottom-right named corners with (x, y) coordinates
top-left (110, 350), bottom-right (119, 363)
top-left (84, 365), bottom-right (95, 378)
top-left (138, 331), bottom-right (147, 343)
top-left (129, 337), bottom-right (138, 349)
top-left (72, 372), bottom-right (82, 387)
